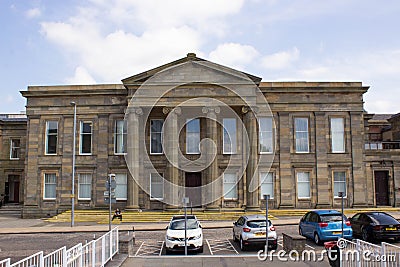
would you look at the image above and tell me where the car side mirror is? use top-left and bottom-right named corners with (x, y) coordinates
top-left (233, 222), bottom-right (237, 226)
top-left (165, 225), bottom-right (168, 230)
top-left (199, 224), bottom-right (202, 228)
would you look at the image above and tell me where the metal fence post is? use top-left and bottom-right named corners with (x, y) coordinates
top-left (102, 236), bottom-right (106, 265)
top-left (39, 252), bottom-right (44, 267)
top-left (381, 243), bottom-right (387, 267)
top-left (92, 241), bottom-right (96, 267)
top-left (62, 247), bottom-right (67, 267)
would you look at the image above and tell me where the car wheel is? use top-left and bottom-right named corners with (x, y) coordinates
top-left (314, 233), bottom-right (321, 245)
top-left (362, 227), bottom-right (369, 241)
top-left (299, 227), bottom-right (303, 236)
top-left (233, 231), bottom-right (238, 242)
top-left (240, 237), bottom-right (246, 251)
top-left (271, 243), bottom-right (278, 250)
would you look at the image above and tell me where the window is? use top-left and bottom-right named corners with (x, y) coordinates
top-left (223, 118), bottom-right (237, 154)
top-left (295, 118), bottom-right (309, 153)
top-left (297, 172), bottom-right (310, 198)
top-left (10, 139), bottom-right (20, 159)
top-left (150, 119), bottom-right (163, 154)
top-left (80, 122), bottom-right (92, 155)
top-left (260, 172), bottom-right (274, 199)
top-left (78, 173), bottom-right (92, 200)
top-left (44, 173), bottom-right (57, 199)
top-left (114, 120), bottom-right (127, 154)
top-left (333, 171), bottom-right (346, 198)
top-left (331, 118), bottom-right (345, 153)
top-left (46, 121), bottom-right (58, 155)
top-left (115, 173), bottom-right (127, 200)
top-left (150, 173), bottom-right (164, 200)
top-left (259, 117), bottom-right (274, 153)
top-left (223, 173), bottom-right (237, 199)
top-left (186, 119), bottom-right (200, 154)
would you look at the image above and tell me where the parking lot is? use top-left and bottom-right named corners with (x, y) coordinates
top-left (132, 225), bottom-right (327, 257)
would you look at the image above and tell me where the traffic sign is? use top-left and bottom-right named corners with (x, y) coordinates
top-left (104, 197), bottom-right (117, 204)
top-left (105, 179), bottom-right (117, 190)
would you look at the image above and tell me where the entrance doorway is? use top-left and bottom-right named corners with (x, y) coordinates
top-left (6, 175), bottom-right (20, 203)
top-left (185, 172), bottom-right (202, 207)
top-left (375, 171), bottom-right (389, 206)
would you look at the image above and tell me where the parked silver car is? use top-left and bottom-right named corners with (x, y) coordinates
top-left (232, 214), bottom-right (278, 251)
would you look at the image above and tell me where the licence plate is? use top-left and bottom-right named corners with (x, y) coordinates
top-left (386, 227), bottom-right (397, 231)
top-left (333, 231), bottom-right (342, 235)
top-left (178, 242), bottom-right (185, 246)
top-left (255, 232), bottom-right (266, 237)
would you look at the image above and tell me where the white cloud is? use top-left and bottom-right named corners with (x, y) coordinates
top-left (6, 95), bottom-right (14, 103)
top-left (26, 8), bottom-right (41, 19)
top-left (262, 47), bottom-right (300, 70)
top-left (65, 66), bottom-right (97, 84)
top-left (209, 43), bottom-right (259, 70)
top-left (39, 0), bottom-right (245, 82)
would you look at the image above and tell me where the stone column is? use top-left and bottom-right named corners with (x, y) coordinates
top-left (244, 108), bottom-right (260, 210)
top-left (203, 106), bottom-right (221, 210)
top-left (125, 107), bottom-right (142, 210)
top-left (163, 107), bottom-right (181, 209)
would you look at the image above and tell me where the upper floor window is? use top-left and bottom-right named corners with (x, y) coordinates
top-left (223, 118), bottom-right (237, 154)
top-left (259, 117), bottom-right (274, 153)
top-left (78, 173), bottom-right (92, 200)
top-left (186, 119), bottom-right (200, 154)
top-left (150, 173), bottom-right (164, 200)
top-left (223, 172), bottom-right (237, 199)
top-left (10, 139), bottom-right (20, 159)
top-left (43, 173), bottom-right (57, 200)
top-left (260, 172), bottom-right (274, 199)
top-left (46, 121), bottom-right (58, 155)
top-left (114, 120), bottom-right (127, 154)
top-left (150, 119), bottom-right (163, 154)
top-left (80, 121), bottom-right (92, 155)
top-left (297, 172), bottom-right (310, 199)
top-left (115, 173), bottom-right (127, 200)
top-left (295, 117), bottom-right (309, 153)
top-left (331, 118), bottom-right (345, 153)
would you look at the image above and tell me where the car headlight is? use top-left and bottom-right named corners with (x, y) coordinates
top-left (166, 235), bottom-right (176, 241)
top-left (192, 234), bottom-right (202, 240)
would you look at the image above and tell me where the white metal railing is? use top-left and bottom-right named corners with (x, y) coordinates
top-left (0, 258), bottom-right (11, 267)
top-left (338, 238), bottom-right (400, 267)
top-left (6, 227), bottom-right (118, 267)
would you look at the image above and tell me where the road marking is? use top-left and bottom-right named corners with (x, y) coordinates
top-left (305, 244), bottom-right (315, 250)
top-left (226, 239), bottom-right (239, 254)
top-left (159, 241), bottom-right (164, 256)
top-left (206, 239), bottom-right (213, 255)
top-left (135, 241), bottom-right (145, 257)
top-left (135, 241), bottom-right (163, 256)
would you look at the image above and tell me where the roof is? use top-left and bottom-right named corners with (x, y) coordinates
top-left (371, 114), bottom-right (394, 121)
top-left (313, 210), bottom-right (342, 215)
top-left (0, 114), bottom-right (27, 123)
top-left (244, 214), bottom-right (266, 220)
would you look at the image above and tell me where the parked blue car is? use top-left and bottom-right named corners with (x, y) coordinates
top-left (299, 210), bottom-right (353, 245)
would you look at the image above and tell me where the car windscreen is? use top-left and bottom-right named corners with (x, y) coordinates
top-left (169, 219), bottom-right (199, 230)
top-left (246, 220), bottom-right (271, 228)
top-left (370, 213), bottom-right (399, 225)
top-left (320, 214), bottom-right (345, 222)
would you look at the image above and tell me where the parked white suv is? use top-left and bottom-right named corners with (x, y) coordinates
top-left (165, 215), bottom-right (204, 254)
top-left (233, 214), bottom-right (278, 251)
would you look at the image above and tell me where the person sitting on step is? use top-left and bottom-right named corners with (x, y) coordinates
top-left (112, 208), bottom-right (122, 221)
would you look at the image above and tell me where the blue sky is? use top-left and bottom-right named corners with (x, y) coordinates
top-left (1, 0), bottom-right (400, 114)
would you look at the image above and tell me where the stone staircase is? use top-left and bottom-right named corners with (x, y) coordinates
top-left (0, 203), bottom-right (22, 217)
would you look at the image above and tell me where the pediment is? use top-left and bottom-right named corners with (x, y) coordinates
top-left (121, 53), bottom-right (262, 87)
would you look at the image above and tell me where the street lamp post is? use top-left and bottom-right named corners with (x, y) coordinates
top-left (338, 191), bottom-right (344, 238)
top-left (263, 194), bottom-right (270, 254)
top-left (70, 101), bottom-right (77, 227)
top-left (182, 197), bottom-right (189, 256)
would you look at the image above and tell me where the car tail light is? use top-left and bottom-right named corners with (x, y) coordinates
top-left (270, 226), bottom-right (275, 231)
top-left (345, 221), bottom-right (351, 226)
top-left (373, 225), bottom-right (384, 231)
top-left (243, 227), bottom-right (251, 232)
top-left (319, 222), bottom-right (328, 228)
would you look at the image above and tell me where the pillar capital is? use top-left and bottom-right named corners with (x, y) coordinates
top-left (127, 107), bottom-right (143, 115)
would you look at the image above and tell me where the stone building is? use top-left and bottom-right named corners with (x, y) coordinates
top-left (2, 53), bottom-right (398, 218)
top-left (0, 114), bottom-right (27, 205)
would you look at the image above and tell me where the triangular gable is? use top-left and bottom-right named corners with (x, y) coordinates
top-left (121, 53), bottom-right (262, 86)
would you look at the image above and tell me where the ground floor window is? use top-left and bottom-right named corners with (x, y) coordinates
top-left (115, 173), bottom-right (127, 200)
top-left (78, 173), bottom-right (92, 200)
top-left (223, 173), bottom-right (237, 199)
top-left (150, 173), bottom-right (164, 200)
top-left (44, 173), bottom-right (57, 200)
top-left (260, 172), bottom-right (274, 199)
top-left (333, 171), bottom-right (346, 197)
top-left (297, 172), bottom-right (310, 199)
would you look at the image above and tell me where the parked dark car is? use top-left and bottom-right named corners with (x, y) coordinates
top-left (299, 210), bottom-right (352, 245)
top-left (349, 212), bottom-right (400, 242)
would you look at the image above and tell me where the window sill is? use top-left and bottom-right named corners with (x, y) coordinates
top-left (9, 158), bottom-right (20, 160)
top-left (150, 198), bottom-right (164, 201)
top-left (224, 198), bottom-right (238, 201)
